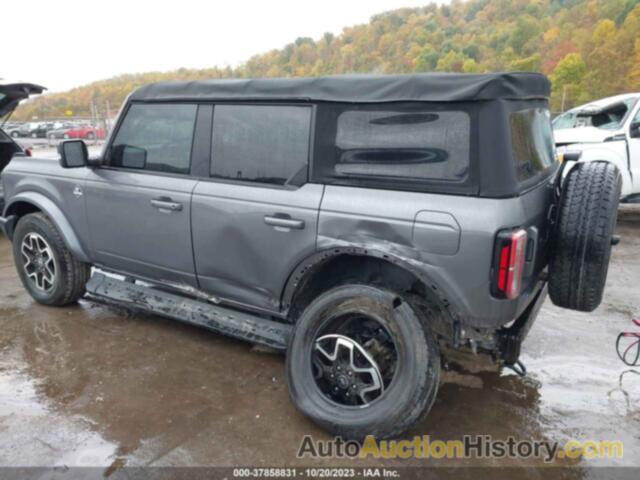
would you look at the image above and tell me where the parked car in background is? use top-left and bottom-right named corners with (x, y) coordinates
top-left (553, 93), bottom-right (640, 201)
top-left (64, 125), bottom-right (105, 140)
top-left (8, 122), bottom-right (33, 138)
top-left (28, 122), bottom-right (55, 138)
top-left (47, 123), bottom-right (76, 141)
top-left (3, 123), bottom-right (24, 138)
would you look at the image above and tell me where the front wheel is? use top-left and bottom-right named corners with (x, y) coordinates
top-left (286, 285), bottom-right (440, 439)
top-left (12, 213), bottom-right (90, 306)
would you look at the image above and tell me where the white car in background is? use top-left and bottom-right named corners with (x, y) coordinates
top-left (553, 93), bottom-right (640, 201)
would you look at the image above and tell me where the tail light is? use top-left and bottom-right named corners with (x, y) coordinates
top-left (25, 148), bottom-right (32, 157)
top-left (492, 228), bottom-right (528, 299)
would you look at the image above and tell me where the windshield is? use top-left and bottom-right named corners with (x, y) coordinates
top-left (582, 98), bottom-right (637, 130)
top-left (552, 111), bottom-right (577, 129)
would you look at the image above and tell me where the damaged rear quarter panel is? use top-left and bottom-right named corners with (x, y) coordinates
top-left (316, 185), bottom-right (531, 328)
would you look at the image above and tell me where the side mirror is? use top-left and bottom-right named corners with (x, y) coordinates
top-left (58, 140), bottom-right (88, 168)
top-left (630, 122), bottom-right (640, 139)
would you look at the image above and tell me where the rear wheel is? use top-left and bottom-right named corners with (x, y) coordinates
top-left (12, 213), bottom-right (90, 306)
top-left (549, 161), bottom-right (622, 312)
top-left (286, 285), bottom-right (440, 439)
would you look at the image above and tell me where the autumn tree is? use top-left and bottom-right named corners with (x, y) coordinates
top-left (550, 53), bottom-right (588, 111)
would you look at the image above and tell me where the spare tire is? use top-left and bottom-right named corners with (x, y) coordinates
top-left (549, 161), bottom-right (622, 312)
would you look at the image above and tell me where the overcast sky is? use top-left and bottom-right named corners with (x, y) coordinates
top-left (3, 0), bottom-right (448, 93)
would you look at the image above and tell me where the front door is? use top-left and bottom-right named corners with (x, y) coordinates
top-left (191, 104), bottom-right (321, 312)
top-left (85, 102), bottom-right (200, 286)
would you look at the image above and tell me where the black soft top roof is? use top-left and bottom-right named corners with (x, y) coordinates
top-left (130, 72), bottom-right (549, 104)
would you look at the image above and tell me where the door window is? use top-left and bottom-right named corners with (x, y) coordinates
top-left (210, 105), bottom-right (311, 186)
top-left (110, 103), bottom-right (197, 174)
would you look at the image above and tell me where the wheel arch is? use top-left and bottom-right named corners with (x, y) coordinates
top-left (281, 248), bottom-right (458, 336)
top-left (575, 148), bottom-right (632, 197)
top-left (4, 193), bottom-right (90, 263)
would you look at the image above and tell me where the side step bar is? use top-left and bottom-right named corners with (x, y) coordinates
top-left (86, 272), bottom-right (292, 351)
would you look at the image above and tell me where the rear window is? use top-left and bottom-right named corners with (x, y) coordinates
top-left (313, 103), bottom-right (471, 191)
top-left (510, 108), bottom-right (557, 182)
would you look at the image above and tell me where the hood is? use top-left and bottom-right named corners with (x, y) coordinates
top-left (553, 126), bottom-right (613, 146)
top-left (0, 83), bottom-right (46, 117)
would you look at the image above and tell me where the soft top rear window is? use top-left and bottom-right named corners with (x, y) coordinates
top-left (510, 108), bottom-right (557, 183)
top-left (313, 103), bottom-right (472, 193)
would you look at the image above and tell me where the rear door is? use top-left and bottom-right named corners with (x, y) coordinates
top-left (191, 104), bottom-right (322, 313)
top-left (84, 103), bottom-right (200, 286)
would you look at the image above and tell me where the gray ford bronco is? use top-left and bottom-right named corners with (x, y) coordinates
top-left (0, 73), bottom-right (622, 439)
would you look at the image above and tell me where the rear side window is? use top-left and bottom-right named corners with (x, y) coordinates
top-left (314, 104), bottom-right (471, 190)
top-left (211, 105), bottom-right (311, 186)
top-left (110, 103), bottom-right (197, 174)
top-left (510, 108), bottom-right (557, 182)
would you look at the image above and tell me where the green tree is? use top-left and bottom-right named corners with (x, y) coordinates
top-left (550, 53), bottom-right (587, 111)
top-left (414, 45), bottom-right (439, 71)
top-left (628, 39), bottom-right (640, 90)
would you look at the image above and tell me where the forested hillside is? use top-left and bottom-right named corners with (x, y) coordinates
top-left (13, 0), bottom-right (640, 120)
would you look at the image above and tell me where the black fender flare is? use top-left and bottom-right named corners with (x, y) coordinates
top-left (280, 246), bottom-right (461, 322)
top-left (3, 192), bottom-right (90, 263)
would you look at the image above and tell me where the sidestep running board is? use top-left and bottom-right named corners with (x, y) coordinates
top-left (86, 272), bottom-right (292, 351)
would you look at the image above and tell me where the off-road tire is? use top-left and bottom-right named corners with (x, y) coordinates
top-left (549, 161), bottom-right (622, 312)
top-left (286, 285), bottom-right (440, 440)
top-left (12, 213), bottom-right (90, 306)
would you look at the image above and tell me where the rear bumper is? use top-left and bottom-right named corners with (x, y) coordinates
top-left (497, 281), bottom-right (548, 365)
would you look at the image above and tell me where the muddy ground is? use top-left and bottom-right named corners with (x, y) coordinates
top-left (0, 206), bottom-right (639, 477)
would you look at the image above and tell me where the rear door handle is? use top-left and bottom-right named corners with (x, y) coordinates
top-left (151, 197), bottom-right (183, 212)
top-left (264, 215), bottom-right (305, 230)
